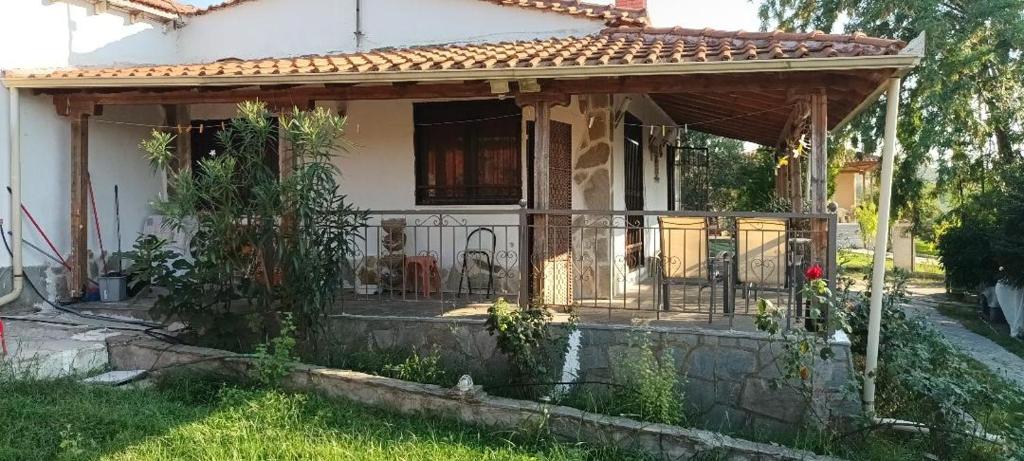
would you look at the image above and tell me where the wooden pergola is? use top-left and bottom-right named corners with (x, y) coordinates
top-left (4, 30), bottom-right (923, 298)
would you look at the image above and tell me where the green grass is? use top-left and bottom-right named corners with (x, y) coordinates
top-left (839, 249), bottom-right (945, 285)
top-left (0, 373), bottom-right (647, 461)
top-left (935, 302), bottom-right (1024, 360)
top-left (915, 240), bottom-right (939, 258)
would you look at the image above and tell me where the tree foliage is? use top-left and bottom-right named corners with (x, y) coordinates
top-left (683, 131), bottom-right (781, 211)
top-left (757, 0), bottom-right (1024, 225)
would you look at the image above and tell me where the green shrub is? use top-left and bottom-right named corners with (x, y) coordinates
top-left (485, 298), bottom-right (554, 390)
top-left (995, 165), bottom-right (1024, 288)
top-left (253, 314), bottom-right (297, 388)
top-left (845, 270), bottom-right (1024, 457)
top-left (937, 192), bottom-right (1001, 290)
top-left (608, 331), bottom-right (685, 425)
top-left (854, 197), bottom-right (878, 250)
top-left (132, 102), bottom-right (367, 352)
top-left (383, 348), bottom-right (451, 386)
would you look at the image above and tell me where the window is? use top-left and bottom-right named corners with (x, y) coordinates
top-left (414, 100), bottom-right (522, 205)
top-left (190, 118), bottom-right (280, 177)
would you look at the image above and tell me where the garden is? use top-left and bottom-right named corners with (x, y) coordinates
top-left (3, 72), bottom-right (1022, 457)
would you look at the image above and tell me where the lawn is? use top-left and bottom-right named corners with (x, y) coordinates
top-left (0, 373), bottom-right (646, 461)
top-left (838, 249), bottom-right (945, 286)
top-left (935, 302), bottom-right (1024, 360)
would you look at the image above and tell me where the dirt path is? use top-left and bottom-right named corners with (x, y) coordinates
top-left (904, 286), bottom-right (1024, 389)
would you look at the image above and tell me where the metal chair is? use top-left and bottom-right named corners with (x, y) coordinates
top-left (736, 217), bottom-right (788, 302)
top-left (657, 217), bottom-right (713, 311)
top-left (458, 227), bottom-right (496, 297)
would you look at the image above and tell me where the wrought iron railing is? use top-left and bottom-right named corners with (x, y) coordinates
top-left (341, 205), bottom-right (837, 329)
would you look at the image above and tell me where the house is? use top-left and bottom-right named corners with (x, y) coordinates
top-left (833, 154), bottom-right (879, 222)
top-left (0, 0), bottom-right (921, 431)
top-left (0, 0), bottom-right (920, 313)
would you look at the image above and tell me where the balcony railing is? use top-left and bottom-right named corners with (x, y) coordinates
top-left (341, 205), bottom-right (837, 330)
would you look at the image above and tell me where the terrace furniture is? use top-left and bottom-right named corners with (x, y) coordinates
top-left (735, 217), bottom-right (788, 301)
top-left (403, 255), bottom-right (442, 298)
top-left (458, 227), bottom-right (496, 298)
top-left (657, 217), bottom-right (712, 311)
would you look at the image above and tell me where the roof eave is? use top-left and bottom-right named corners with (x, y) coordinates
top-left (2, 54), bottom-right (922, 89)
top-left (831, 31), bottom-right (925, 132)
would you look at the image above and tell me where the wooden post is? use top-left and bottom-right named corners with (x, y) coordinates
top-left (809, 91), bottom-right (828, 213)
top-left (166, 104), bottom-right (191, 172)
top-left (774, 150), bottom-right (785, 198)
top-left (69, 112), bottom-right (90, 298)
top-left (531, 100), bottom-right (551, 305)
top-left (267, 99), bottom-right (314, 180)
top-left (809, 91), bottom-right (829, 266)
top-left (789, 148), bottom-right (803, 213)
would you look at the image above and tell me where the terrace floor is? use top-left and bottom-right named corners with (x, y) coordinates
top-left (73, 282), bottom-right (809, 332)
top-left (334, 280), bottom-right (805, 332)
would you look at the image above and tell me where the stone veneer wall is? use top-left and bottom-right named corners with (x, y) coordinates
top-left (107, 335), bottom-right (844, 461)
top-left (572, 95), bottom-right (614, 298)
top-left (325, 314), bottom-right (858, 433)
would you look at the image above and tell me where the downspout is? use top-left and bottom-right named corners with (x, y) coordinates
top-left (354, 0), bottom-right (364, 50)
top-left (862, 76), bottom-right (900, 416)
top-left (0, 87), bottom-right (24, 307)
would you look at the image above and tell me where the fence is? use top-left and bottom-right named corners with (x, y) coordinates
top-left (341, 205), bottom-right (837, 329)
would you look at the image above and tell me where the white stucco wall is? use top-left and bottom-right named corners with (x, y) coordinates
top-left (0, 0), bottom-right (669, 303)
top-left (1, 0), bottom-right (176, 282)
top-left (0, 0), bottom-right (177, 68)
top-left (177, 0), bottom-right (605, 62)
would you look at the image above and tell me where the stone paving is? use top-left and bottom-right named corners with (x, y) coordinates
top-left (904, 286), bottom-right (1024, 389)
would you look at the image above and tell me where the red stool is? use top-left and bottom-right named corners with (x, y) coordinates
top-left (403, 256), bottom-right (442, 297)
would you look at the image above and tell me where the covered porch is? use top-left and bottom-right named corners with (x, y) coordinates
top-left (3, 27), bottom-right (923, 329)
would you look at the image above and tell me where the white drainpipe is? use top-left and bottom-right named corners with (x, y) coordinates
top-left (0, 87), bottom-right (24, 307)
top-left (862, 77), bottom-right (901, 414)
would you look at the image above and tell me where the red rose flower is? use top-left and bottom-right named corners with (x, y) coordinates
top-left (804, 264), bottom-right (824, 281)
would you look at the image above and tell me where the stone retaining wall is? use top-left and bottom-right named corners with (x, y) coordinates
top-left (106, 335), bottom-right (844, 461)
top-left (325, 314), bottom-right (859, 432)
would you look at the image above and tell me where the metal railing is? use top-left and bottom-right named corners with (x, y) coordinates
top-left (341, 204), bottom-right (837, 329)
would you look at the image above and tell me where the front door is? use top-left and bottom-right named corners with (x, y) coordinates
top-left (526, 120), bottom-right (573, 305)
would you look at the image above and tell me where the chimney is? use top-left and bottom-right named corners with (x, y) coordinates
top-left (615, 0), bottom-right (646, 9)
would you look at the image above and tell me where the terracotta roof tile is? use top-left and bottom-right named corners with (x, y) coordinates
top-left (5, 27), bottom-right (906, 82)
top-left (130, 0), bottom-right (197, 14)
top-left (191, 0), bottom-right (647, 25)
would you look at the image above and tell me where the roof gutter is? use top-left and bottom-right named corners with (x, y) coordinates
top-left (2, 53), bottom-right (921, 89)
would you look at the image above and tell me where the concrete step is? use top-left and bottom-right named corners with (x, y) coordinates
top-left (1, 318), bottom-right (119, 378)
top-left (82, 369), bottom-right (147, 386)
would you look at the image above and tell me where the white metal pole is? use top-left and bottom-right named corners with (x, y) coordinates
top-left (0, 87), bottom-right (24, 307)
top-left (863, 77), bottom-right (902, 414)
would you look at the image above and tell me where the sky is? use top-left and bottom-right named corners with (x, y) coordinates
top-left (182, 0), bottom-right (765, 31)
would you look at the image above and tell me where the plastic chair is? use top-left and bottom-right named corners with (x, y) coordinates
top-left (403, 255), bottom-right (442, 297)
top-left (458, 227), bottom-right (496, 297)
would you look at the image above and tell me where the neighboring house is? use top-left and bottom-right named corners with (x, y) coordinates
top-left (0, 0), bottom-right (921, 315)
top-left (832, 155), bottom-right (879, 222)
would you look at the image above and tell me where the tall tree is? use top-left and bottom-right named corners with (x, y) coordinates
top-left (757, 0), bottom-right (1024, 223)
